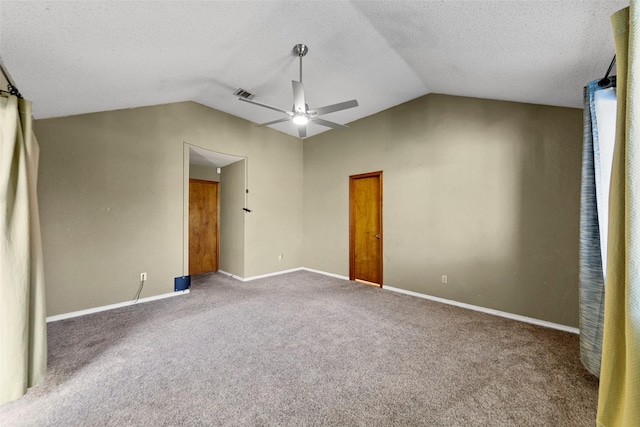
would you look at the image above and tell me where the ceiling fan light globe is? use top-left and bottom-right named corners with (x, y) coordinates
top-left (293, 115), bottom-right (309, 125)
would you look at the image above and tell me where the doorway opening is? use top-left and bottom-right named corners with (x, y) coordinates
top-left (183, 144), bottom-right (246, 278)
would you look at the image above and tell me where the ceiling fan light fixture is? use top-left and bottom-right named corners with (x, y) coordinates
top-left (292, 114), bottom-right (309, 125)
top-left (238, 43), bottom-right (358, 137)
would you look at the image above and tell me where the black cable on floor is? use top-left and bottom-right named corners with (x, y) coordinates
top-left (134, 280), bottom-right (144, 303)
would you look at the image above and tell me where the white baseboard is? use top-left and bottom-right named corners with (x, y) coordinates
top-left (46, 289), bottom-right (190, 323)
top-left (293, 269), bottom-right (578, 333)
top-left (382, 285), bottom-right (579, 334)
top-left (52, 268), bottom-right (578, 334)
top-left (218, 267), bottom-right (305, 282)
top-left (243, 267), bottom-right (305, 282)
top-left (217, 270), bottom-right (245, 281)
top-left (301, 267), bottom-right (350, 281)
top-left (219, 267), bottom-right (349, 282)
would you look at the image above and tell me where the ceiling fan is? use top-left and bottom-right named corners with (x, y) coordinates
top-left (238, 44), bottom-right (359, 138)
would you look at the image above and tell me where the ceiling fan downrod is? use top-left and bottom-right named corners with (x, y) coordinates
top-left (294, 44), bottom-right (308, 83)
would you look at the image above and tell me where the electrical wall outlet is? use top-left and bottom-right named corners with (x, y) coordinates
top-left (278, 253), bottom-right (284, 261)
top-left (140, 272), bottom-right (147, 281)
top-left (442, 275), bottom-right (448, 284)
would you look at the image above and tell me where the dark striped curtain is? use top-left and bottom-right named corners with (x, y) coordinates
top-left (579, 80), bottom-right (616, 377)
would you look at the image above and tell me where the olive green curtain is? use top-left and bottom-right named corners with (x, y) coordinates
top-left (596, 4), bottom-right (640, 426)
top-left (0, 94), bottom-right (47, 403)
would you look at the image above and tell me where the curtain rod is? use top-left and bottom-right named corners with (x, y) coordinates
top-left (0, 61), bottom-right (23, 99)
top-left (598, 56), bottom-right (616, 88)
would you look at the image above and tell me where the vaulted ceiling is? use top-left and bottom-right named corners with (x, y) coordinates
top-left (0, 1), bottom-right (627, 139)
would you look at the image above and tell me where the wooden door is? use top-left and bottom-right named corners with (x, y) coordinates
top-left (349, 171), bottom-right (383, 286)
top-left (189, 179), bottom-right (220, 275)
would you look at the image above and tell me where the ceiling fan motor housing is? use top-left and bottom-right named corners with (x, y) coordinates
top-left (294, 44), bottom-right (308, 57)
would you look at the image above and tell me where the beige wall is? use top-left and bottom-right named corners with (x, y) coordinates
top-left (1, 71), bottom-right (8, 92)
top-left (189, 164), bottom-right (220, 181)
top-left (36, 93), bottom-right (582, 326)
top-left (220, 159), bottom-right (246, 277)
top-left (303, 94), bottom-right (583, 327)
top-left (36, 101), bottom-right (303, 316)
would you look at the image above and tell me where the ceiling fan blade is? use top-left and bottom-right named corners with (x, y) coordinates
top-left (312, 118), bottom-right (349, 130)
top-left (239, 97), bottom-right (292, 116)
top-left (257, 117), bottom-right (292, 127)
top-left (309, 99), bottom-right (359, 116)
top-left (292, 80), bottom-right (306, 113)
top-left (298, 124), bottom-right (307, 138)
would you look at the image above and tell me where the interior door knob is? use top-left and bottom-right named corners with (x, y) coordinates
top-left (375, 234), bottom-right (381, 239)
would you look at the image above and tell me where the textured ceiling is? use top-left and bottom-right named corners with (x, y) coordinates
top-left (0, 1), bottom-right (627, 139)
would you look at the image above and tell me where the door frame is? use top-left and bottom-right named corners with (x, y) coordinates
top-left (349, 171), bottom-right (383, 286)
top-left (183, 143), bottom-right (247, 278)
top-left (189, 178), bottom-right (220, 274)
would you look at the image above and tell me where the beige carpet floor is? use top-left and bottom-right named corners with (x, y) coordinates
top-left (0, 270), bottom-right (598, 426)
